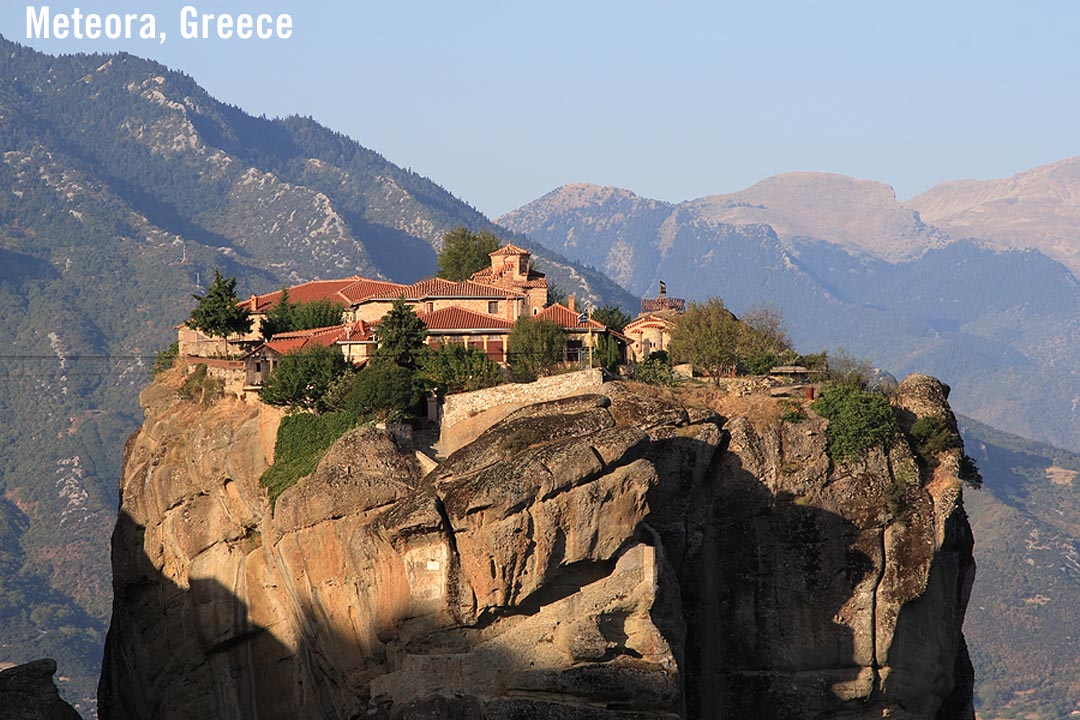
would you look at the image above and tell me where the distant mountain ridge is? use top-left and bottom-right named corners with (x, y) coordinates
top-left (499, 171), bottom-right (1080, 458)
top-left (908, 155), bottom-right (1080, 276)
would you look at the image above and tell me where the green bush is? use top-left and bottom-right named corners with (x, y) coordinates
top-left (339, 362), bottom-right (420, 421)
top-left (811, 384), bottom-right (899, 461)
top-left (779, 400), bottom-right (807, 423)
top-left (634, 353), bottom-right (677, 386)
top-left (152, 341), bottom-right (179, 376)
top-left (261, 411), bottom-right (358, 506)
top-left (419, 344), bottom-right (501, 396)
top-left (259, 345), bottom-right (350, 411)
top-left (508, 316), bottom-right (566, 381)
top-left (910, 414), bottom-right (959, 464)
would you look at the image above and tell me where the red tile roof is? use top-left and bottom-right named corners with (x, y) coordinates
top-left (262, 321), bottom-right (373, 354)
top-left (489, 243), bottom-right (531, 256)
top-left (419, 307), bottom-right (514, 332)
top-left (534, 303), bottom-right (609, 331)
top-left (246, 278), bottom-right (363, 313)
top-left (339, 279), bottom-right (408, 303)
top-left (368, 277), bottom-right (523, 300)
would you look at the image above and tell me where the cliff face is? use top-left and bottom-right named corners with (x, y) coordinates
top-left (99, 370), bottom-right (974, 719)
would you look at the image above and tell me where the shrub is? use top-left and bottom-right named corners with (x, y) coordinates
top-left (780, 400), bottom-right (807, 423)
top-left (339, 362), bottom-right (420, 421)
top-left (152, 341), bottom-right (179, 376)
top-left (508, 316), bottom-right (566, 381)
top-left (910, 415), bottom-right (959, 465)
top-left (634, 353), bottom-right (677, 386)
top-left (261, 411), bottom-right (358, 506)
top-left (959, 454), bottom-right (984, 489)
top-left (419, 344), bottom-right (501, 396)
top-left (811, 383), bottom-right (899, 462)
top-left (259, 345), bottom-right (350, 411)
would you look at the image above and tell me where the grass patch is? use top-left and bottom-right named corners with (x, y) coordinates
top-left (261, 411), bottom-right (359, 507)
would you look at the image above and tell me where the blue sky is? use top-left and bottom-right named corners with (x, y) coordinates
top-left (5, 1), bottom-right (1080, 217)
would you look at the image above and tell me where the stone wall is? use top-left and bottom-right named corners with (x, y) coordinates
top-left (439, 368), bottom-right (604, 453)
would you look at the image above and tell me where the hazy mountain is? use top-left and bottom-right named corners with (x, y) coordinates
top-left (960, 418), bottom-right (1080, 718)
top-left (0, 36), bottom-right (631, 713)
top-left (500, 179), bottom-right (1080, 456)
top-left (909, 155), bottom-right (1080, 277)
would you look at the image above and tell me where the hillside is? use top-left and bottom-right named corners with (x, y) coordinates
top-left (499, 179), bottom-right (1080, 456)
top-left (960, 417), bottom-right (1080, 718)
top-left (0, 36), bottom-right (633, 713)
top-left (908, 156), bottom-right (1080, 277)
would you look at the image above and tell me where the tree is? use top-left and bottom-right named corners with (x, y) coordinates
top-left (259, 345), bottom-right (350, 410)
top-left (339, 363), bottom-right (420, 421)
top-left (508, 316), bottom-right (566, 381)
top-left (373, 297), bottom-right (428, 369)
top-left (437, 227), bottom-right (502, 281)
top-left (260, 287), bottom-right (294, 339)
top-left (546, 281), bottom-right (567, 308)
top-left (592, 305), bottom-right (631, 332)
top-left (668, 298), bottom-right (740, 384)
top-left (261, 289), bottom-right (346, 339)
top-left (419, 344), bottom-right (501, 395)
top-left (189, 269), bottom-right (252, 340)
top-left (827, 348), bottom-right (875, 390)
top-left (293, 299), bottom-right (346, 331)
top-left (736, 302), bottom-right (794, 374)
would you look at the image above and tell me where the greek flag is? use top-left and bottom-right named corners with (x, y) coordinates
top-left (659, 280), bottom-right (667, 295)
top-left (577, 311), bottom-right (589, 324)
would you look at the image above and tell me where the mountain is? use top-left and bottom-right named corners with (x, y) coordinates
top-left (960, 417), bottom-right (1080, 718)
top-left (499, 177), bottom-right (1080, 456)
top-left (909, 156), bottom-right (1080, 277)
top-left (0, 36), bottom-right (633, 713)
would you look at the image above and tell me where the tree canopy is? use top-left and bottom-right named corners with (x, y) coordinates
top-left (419, 344), bottom-right (501, 396)
top-left (668, 298), bottom-right (740, 384)
top-left (508, 316), bottom-right (566, 381)
top-left (258, 344), bottom-right (350, 411)
top-left (261, 288), bottom-right (346, 339)
top-left (189, 270), bottom-right (252, 339)
top-left (373, 297), bottom-right (428, 369)
top-left (592, 305), bottom-right (631, 332)
top-left (736, 302), bottom-right (794, 374)
top-left (437, 227), bottom-right (502, 281)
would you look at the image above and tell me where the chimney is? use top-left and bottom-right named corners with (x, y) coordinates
top-left (568, 294), bottom-right (576, 312)
top-left (249, 294), bottom-right (258, 311)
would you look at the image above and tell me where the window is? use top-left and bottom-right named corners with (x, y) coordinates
top-left (488, 300), bottom-right (499, 314)
top-left (425, 302), bottom-right (434, 314)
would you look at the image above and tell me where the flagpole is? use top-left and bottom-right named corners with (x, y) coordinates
top-left (587, 305), bottom-right (593, 368)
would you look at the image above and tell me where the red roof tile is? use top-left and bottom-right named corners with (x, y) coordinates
top-left (262, 321), bottom-right (373, 354)
top-left (419, 307), bottom-right (514, 332)
top-left (489, 243), bottom-right (531, 256)
top-left (368, 278), bottom-right (523, 300)
top-left (246, 278), bottom-right (363, 313)
top-left (534, 303), bottom-right (609, 331)
top-left (339, 279), bottom-right (408, 303)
